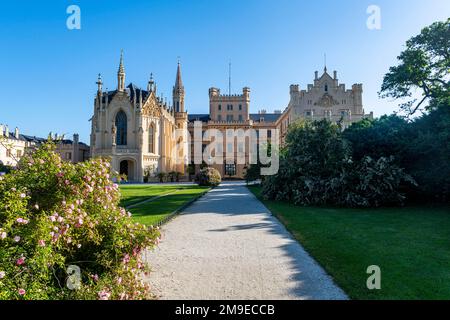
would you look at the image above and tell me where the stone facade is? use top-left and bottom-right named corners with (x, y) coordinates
top-left (188, 89), bottom-right (279, 179)
top-left (188, 67), bottom-right (373, 179)
top-left (0, 125), bottom-right (88, 168)
top-left (90, 52), bottom-right (188, 182)
top-left (277, 68), bottom-right (373, 143)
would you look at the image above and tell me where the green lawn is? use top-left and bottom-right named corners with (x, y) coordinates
top-left (120, 185), bottom-right (210, 226)
top-left (119, 185), bottom-right (193, 207)
top-left (248, 185), bottom-right (450, 300)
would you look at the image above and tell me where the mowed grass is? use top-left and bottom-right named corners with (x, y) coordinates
top-left (248, 185), bottom-right (450, 300)
top-left (119, 185), bottom-right (190, 207)
top-left (120, 185), bottom-right (210, 226)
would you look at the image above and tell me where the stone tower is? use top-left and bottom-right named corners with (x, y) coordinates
top-left (173, 62), bottom-right (188, 173)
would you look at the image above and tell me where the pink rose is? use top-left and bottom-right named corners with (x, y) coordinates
top-left (98, 290), bottom-right (110, 300)
top-left (16, 257), bottom-right (25, 265)
top-left (18, 288), bottom-right (26, 295)
top-left (38, 240), bottom-right (46, 247)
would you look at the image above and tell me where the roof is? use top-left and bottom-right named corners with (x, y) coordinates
top-left (101, 83), bottom-right (151, 104)
top-left (188, 113), bottom-right (282, 123)
top-left (250, 113), bottom-right (282, 123)
top-left (188, 114), bottom-right (210, 122)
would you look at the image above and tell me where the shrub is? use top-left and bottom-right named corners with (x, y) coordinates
top-left (0, 143), bottom-right (160, 300)
top-left (262, 120), bottom-right (415, 207)
top-left (195, 167), bottom-right (221, 187)
top-left (156, 172), bottom-right (167, 183)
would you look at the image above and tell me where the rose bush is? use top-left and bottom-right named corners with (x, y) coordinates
top-left (0, 143), bottom-right (160, 300)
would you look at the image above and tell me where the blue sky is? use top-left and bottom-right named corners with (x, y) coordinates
top-left (1, 0), bottom-right (449, 143)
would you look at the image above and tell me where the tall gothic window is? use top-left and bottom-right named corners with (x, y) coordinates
top-left (148, 124), bottom-right (154, 153)
top-left (115, 110), bottom-right (127, 145)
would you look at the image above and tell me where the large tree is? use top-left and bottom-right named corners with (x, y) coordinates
top-left (380, 18), bottom-right (449, 115)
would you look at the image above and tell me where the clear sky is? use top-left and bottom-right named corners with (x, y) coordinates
top-left (1, 0), bottom-right (449, 143)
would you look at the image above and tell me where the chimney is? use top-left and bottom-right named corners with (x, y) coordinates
top-left (315, 71), bottom-right (318, 80)
top-left (334, 71), bottom-right (337, 80)
top-left (73, 133), bottom-right (79, 144)
top-left (14, 127), bottom-right (19, 139)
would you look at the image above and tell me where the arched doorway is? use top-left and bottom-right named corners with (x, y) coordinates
top-left (119, 159), bottom-right (135, 181)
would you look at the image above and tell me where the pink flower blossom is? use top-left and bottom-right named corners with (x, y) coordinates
top-left (18, 288), bottom-right (26, 295)
top-left (49, 216), bottom-right (56, 222)
top-left (92, 274), bottom-right (99, 282)
top-left (16, 257), bottom-right (25, 265)
top-left (38, 240), bottom-right (46, 247)
top-left (0, 232), bottom-right (6, 240)
top-left (20, 193), bottom-right (26, 198)
top-left (14, 236), bottom-right (21, 242)
top-left (0, 271), bottom-right (5, 279)
top-left (39, 159), bottom-right (45, 164)
top-left (98, 290), bottom-right (111, 300)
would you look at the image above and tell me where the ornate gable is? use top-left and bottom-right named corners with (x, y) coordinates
top-left (142, 92), bottom-right (161, 117)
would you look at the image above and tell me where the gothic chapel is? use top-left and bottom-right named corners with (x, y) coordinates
top-left (90, 52), bottom-right (188, 182)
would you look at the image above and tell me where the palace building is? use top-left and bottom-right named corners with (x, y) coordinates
top-left (89, 53), bottom-right (372, 181)
top-left (89, 52), bottom-right (188, 182)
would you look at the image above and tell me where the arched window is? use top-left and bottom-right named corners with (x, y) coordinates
top-left (115, 110), bottom-right (127, 145)
top-left (324, 84), bottom-right (328, 92)
top-left (148, 124), bottom-right (154, 153)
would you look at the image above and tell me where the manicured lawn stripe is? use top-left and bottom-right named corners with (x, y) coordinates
top-left (248, 185), bottom-right (450, 300)
top-left (119, 185), bottom-right (192, 207)
top-left (127, 187), bottom-right (209, 226)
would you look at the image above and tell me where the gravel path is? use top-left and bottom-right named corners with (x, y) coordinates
top-left (143, 181), bottom-right (348, 300)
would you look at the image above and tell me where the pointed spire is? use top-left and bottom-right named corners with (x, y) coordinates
top-left (175, 59), bottom-right (183, 89)
top-left (173, 58), bottom-right (185, 113)
top-left (324, 53), bottom-right (328, 73)
top-left (118, 49), bottom-right (125, 74)
top-left (117, 50), bottom-right (126, 91)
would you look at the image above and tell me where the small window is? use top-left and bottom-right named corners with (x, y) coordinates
top-left (218, 104), bottom-right (222, 111)
top-left (227, 143), bottom-right (233, 153)
top-left (238, 115), bottom-right (243, 122)
top-left (238, 142), bottom-right (244, 153)
top-left (325, 84), bottom-right (328, 92)
top-left (267, 130), bottom-right (272, 138)
top-left (16, 150), bottom-right (22, 158)
top-left (239, 104), bottom-right (242, 110)
top-left (66, 152), bottom-right (72, 160)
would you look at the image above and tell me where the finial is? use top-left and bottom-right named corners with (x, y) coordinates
top-left (96, 73), bottom-right (103, 92)
top-left (324, 53), bottom-right (327, 73)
